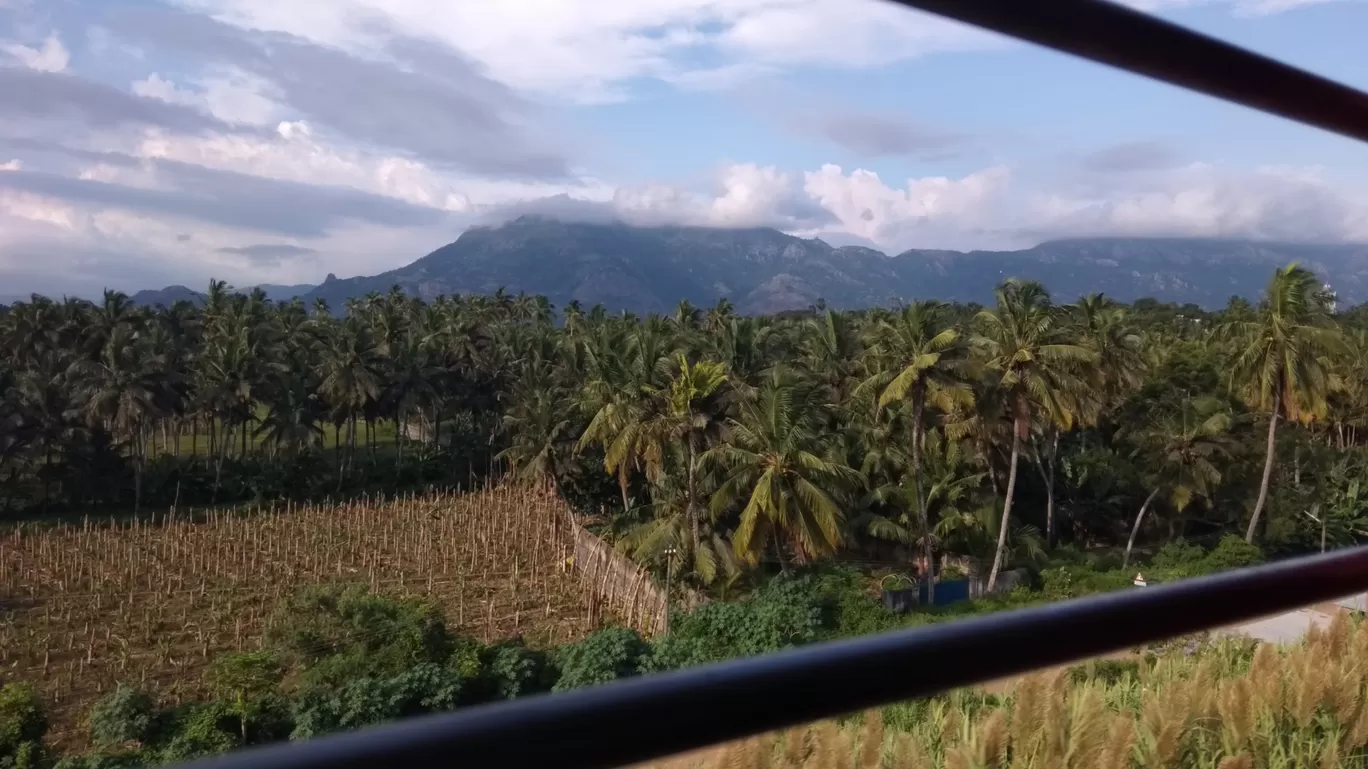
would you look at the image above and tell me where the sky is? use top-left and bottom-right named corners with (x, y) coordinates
top-left (3, 0), bottom-right (1368, 298)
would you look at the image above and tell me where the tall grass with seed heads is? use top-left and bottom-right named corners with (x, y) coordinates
top-left (654, 613), bottom-right (1368, 769)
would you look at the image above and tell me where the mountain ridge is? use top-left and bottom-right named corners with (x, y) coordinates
top-left (299, 218), bottom-right (1368, 313)
top-left (130, 283), bottom-right (317, 307)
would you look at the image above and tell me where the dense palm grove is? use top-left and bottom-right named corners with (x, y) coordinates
top-left (3, 265), bottom-right (1367, 591)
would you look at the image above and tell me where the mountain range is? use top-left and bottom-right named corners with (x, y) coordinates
top-left (127, 283), bottom-right (316, 308)
top-left (107, 217), bottom-right (1368, 313)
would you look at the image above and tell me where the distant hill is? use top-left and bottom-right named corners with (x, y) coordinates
top-left (130, 285), bottom-right (207, 307)
top-left (254, 283), bottom-right (316, 302)
top-left (301, 216), bottom-right (1368, 313)
top-left (129, 283), bottom-right (315, 308)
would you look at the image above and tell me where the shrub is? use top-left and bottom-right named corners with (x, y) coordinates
top-left (1201, 536), bottom-right (1264, 573)
top-left (481, 641), bottom-right (553, 700)
top-left (552, 628), bottom-right (650, 692)
top-left (207, 652), bottom-right (288, 743)
top-left (290, 662), bottom-right (465, 739)
top-left (1067, 658), bottom-right (1140, 686)
top-left (647, 577), bottom-right (827, 672)
top-left (269, 586), bottom-right (453, 687)
top-left (51, 751), bottom-right (147, 769)
top-left (1150, 540), bottom-right (1206, 574)
top-left (0, 683), bottom-right (46, 769)
top-left (87, 686), bottom-right (155, 749)
top-left (151, 702), bottom-right (240, 765)
top-left (1086, 551), bottom-right (1123, 572)
top-left (1044, 544), bottom-right (1087, 567)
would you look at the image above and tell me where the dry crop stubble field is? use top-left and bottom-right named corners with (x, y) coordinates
top-left (0, 484), bottom-right (596, 746)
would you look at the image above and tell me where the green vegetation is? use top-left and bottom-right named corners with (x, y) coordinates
top-left (5, 264), bottom-right (1368, 766)
top-left (0, 546), bottom-right (1325, 768)
top-left (5, 267), bottom-right (1363, 575)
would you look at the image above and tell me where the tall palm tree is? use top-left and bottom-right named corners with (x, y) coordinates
top-left (647, 353), bottom-right (730, 551)
top-left (1225, 264), bottom-right (1343, 543)
top-left (316, 320), bottom-right (383, 472)
top-left (973, 281), bottom-right (1095, 589)
top-left (73, 326), bottom-right (173, 511)
top-left (496, 373), bottom-right (572, 495)
top-left (704, 368), bottom-right (861, 566)
top-left (860, 301), bottom-right (970, 599)
top-left (1073, 294), bottom-right (1144, 411)
top-left (1122, 396), bottom-right (1235, 567)
top-left (257, 380), bottom-right (326, 456)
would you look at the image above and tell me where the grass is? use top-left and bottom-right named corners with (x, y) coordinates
top-left (140, 408), bottom-right (404, 458)
top-left (645, 616), bottom-right (1368, 769)
top-left (0, 484), bottom-right (593, 749)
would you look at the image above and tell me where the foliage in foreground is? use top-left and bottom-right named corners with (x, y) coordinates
top-left (675, 615), bottom-right (1368, 769)
top-left (3, 537), bottom-right (1274, 768)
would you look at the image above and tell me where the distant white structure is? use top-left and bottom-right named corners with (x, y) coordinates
top-left (1325, 282), bottom-right (1338, 313)
top-left (1335, 593), bottom-right (1368, 612)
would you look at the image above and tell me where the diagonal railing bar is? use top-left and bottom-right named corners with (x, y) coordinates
top-left (184, 546), bottom-right (1368, 769)
top-left (884, 0), bottom-right (1368, 146)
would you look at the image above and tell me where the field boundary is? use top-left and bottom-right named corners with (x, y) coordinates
top-left (558, 508), bottom-right (704, 637)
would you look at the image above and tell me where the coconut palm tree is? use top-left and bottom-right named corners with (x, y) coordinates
top-left (705, 368), bottom-right (862, 566)
top-left (859, 301), bottom-right (971, 599)
top-left (646, 353), bottom-right (731, 551)
top-left (619, 455), bottom-right (740, 588)
top-left (496, 372), bottom-right (573, 495)
top-left (257, 378), bottom-right (327, 457)
top-left (315, 320), bottom-right (383, 472)
top-left (973, 280), bottom-right (1096, 589)
top-left (1122, 396), bottom-right (1236, 567)
top-left (73, 326), bottom-right (174, 511)
top-left (1225, 263), bottom-right (1344, 543)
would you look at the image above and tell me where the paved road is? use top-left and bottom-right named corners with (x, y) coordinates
top-left (1213, 602), bottom-right (1343, 644)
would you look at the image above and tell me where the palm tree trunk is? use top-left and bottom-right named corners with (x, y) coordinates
top-left (910, 392), bottom-right (933, 604)
top-left (191, 417), bottom-right (198, 456)
top-left (1032, 431), bottom-right (1059, 549)
top-left (988, 416), bottom-right (1023, 591)
top-left (212, 419), bottom-right (226, 503)
top-left (134, 424), bottom-right (144, 514)
top-left (978, 434), bottom-right (1001, 498)
top-left (1247, 393), bottom-right (1281, 544)
top-left (43, 443), bottom-right (52, 514)
top-left (348, 415), bottom-right (357, 472)
top-left (1123, 488), bottom-right (1161, 568)
top-left (619, 469), bottom-right (632, 518)
top-left (687, 440), bottom-right (700, 553)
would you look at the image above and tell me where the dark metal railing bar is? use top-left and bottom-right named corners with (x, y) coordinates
top-left (185, 546), bottom-right (1368, 769)
top-left (885, 0), bottom-right (1368, 147)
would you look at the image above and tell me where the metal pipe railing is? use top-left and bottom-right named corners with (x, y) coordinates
top-left (185, 546), bottom-right (1368, 769)
top-left (887, 0), bottom-right (1368, 146)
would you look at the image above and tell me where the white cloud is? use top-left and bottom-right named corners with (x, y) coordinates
top-left (1, 34), bottom-right (70, 73)
top-left (803, 164), bottom-right (1013, 249)
top-left (132, 70), bottom-right (283, 126)
top-left (1026, 163), bottom-right (1368, 243)
top-left (8, 144), bottom-right (1368, 297)
top-left (0, 160), bottom-right (21, 171)
top-left (175, 0), bottom-right (1351, 101)
top-left (129, 129), bottom-right (603, 212)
